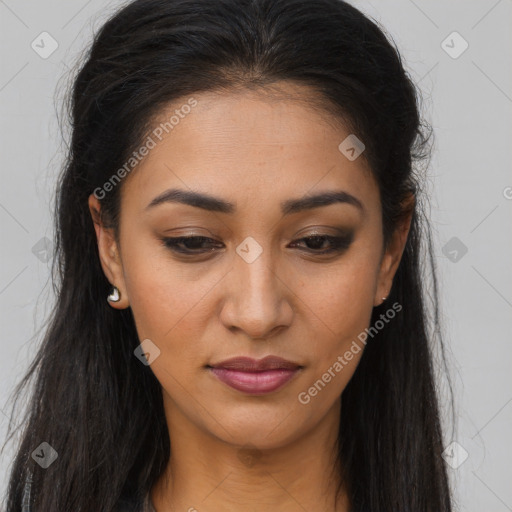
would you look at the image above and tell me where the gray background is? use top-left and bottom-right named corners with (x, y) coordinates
top-left (1, 0), bottom-right (511, 510)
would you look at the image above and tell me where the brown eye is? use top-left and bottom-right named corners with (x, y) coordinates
top-left (160, 233), bottom-right (353, 257)
top-left (289, 234), bottom-right (353, 254)
top-left (161, 236), bottom-right (223, 254)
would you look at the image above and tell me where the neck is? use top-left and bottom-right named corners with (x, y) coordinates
top-left (151, 395), bottom-right (350, 512)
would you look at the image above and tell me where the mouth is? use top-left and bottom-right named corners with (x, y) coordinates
top-left (206, 356), bottom-right (303, 395)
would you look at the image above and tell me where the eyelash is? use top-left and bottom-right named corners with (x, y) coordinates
top-left (160, 234), bottom-right (353, 256)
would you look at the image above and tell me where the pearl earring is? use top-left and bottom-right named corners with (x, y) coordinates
top-left (107, 286), bottom-right (121, 303)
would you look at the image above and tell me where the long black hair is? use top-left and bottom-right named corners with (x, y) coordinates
top-left (2, 0), bottom-right (454, 510)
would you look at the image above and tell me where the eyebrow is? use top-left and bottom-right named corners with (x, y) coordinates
top-left (145, 188), bottom-right (364, 215)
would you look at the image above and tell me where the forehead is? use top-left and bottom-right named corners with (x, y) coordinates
top-left (120, 83), bottom-right (378, 214)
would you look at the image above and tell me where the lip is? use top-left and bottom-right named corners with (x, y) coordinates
top-left (207, 356), bottom-right (303, 394)
top-left (209, 356), bottom-right (302, 372)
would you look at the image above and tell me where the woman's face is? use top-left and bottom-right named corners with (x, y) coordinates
top-left (89, 82), bottom-right (408, 450)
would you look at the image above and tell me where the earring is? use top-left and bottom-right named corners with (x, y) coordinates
top-left (107, 286), bottom-right (121, 303)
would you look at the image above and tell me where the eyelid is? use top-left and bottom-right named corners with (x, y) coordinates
top-left (159, 231), bottom-right (354, 256)
top-left (290, 233), bottom-right (354, 252)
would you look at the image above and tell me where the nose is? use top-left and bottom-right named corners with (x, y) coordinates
top-left (219, 246), bottom-right (293, 340)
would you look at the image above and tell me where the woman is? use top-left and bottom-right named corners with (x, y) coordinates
top-left (2, 0), bottom-right (454, 510)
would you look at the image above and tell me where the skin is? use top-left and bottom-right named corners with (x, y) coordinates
top-left (89, 81), bottom-right (413, 512)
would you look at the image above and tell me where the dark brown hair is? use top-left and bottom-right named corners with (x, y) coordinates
top-left (2, 0), bottom-right (454, 510)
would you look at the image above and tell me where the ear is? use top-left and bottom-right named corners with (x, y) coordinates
top-left (88, 194), bottom-right (130, 309)
top-left (373, 193), bottom-right (415, 307)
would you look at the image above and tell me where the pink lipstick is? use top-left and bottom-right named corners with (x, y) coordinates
top-left (207, 356), bottom-right (302, 394)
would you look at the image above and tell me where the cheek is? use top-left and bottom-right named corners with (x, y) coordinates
top-left (295, 252), bottom-right (380, 394)
top-left (121, 241), bottom-right (212, 349)
top-left (300, 258), bottom-right (379, 339)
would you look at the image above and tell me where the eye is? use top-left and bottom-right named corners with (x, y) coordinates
top-left (289, 234), bottom-right (353, 254)
top-left (160, 233), bottom-right (353, 256)
top-left (160, 236), bottom-right (223, 254)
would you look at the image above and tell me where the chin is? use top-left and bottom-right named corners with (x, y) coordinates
top-left (207, 414), bottom-right (307, 450)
